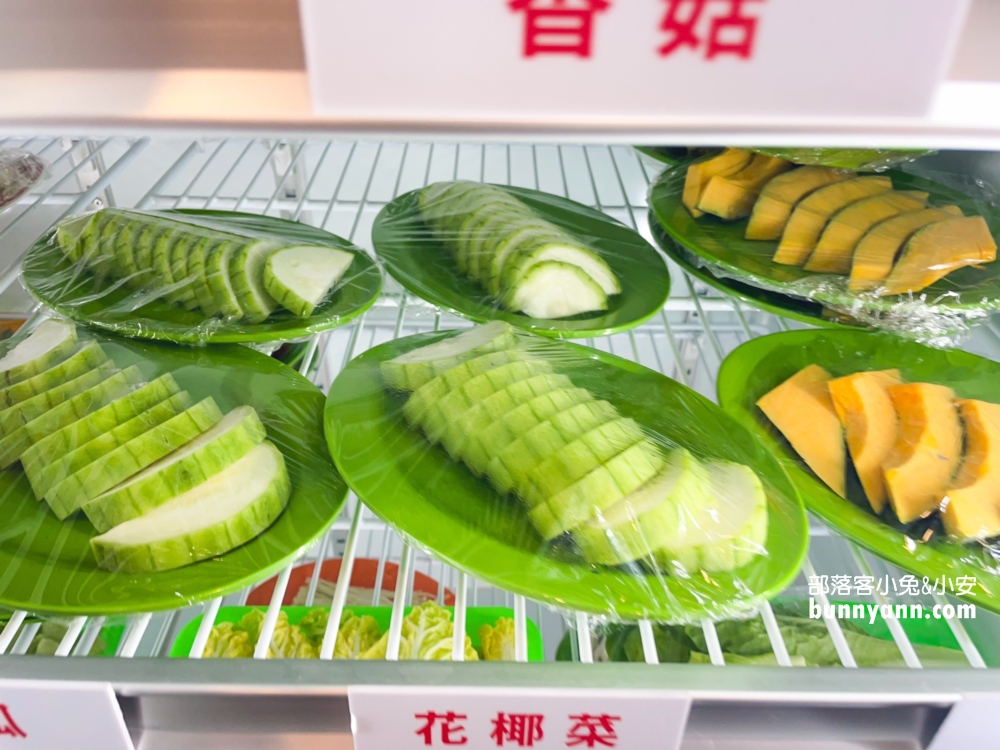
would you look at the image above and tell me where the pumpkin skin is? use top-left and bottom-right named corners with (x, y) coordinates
top-left (757, 364), bottom-right (845, 497)
top-left (883, 383), bottom-right (962, 524)
top-left (828, 369), bottom-right (903, 513)
top-left (940, 399), bottom-right (1000, 541)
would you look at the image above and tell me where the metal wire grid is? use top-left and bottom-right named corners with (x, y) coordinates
top-left (0, 134), bottom-right (993, 672)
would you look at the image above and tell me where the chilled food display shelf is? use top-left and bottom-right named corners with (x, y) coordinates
top-left (0, 134), bottom-right (998, 748)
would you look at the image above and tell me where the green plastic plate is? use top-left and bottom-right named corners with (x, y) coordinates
top-left (325, 329), bottom-right (808, 622)
top-left (0, 328), bottom-right (347, 615)
top-left (22, 210), bottom-right (382, 345)
top-left (718, 329), bottom-right (1000, 616)
top-left (648, 213), bottom-right (864, 330)
top-left (170, 605), bottom-right (545, 661)
top-left (650, 163), bottom-right (1000, 316)
top-left (633, 147), bottom-right (693, 165)
top-left (371, 185), bottom-right (671, 339)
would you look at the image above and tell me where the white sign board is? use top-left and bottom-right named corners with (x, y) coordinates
top-left (299, 0), bottom-right (969, 123)
top-left (349, 685), bottom-right (690, 750)
top-left (0, 679), bottom-right (133, 750)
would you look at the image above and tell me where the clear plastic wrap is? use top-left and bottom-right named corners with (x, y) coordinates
top-left (651, 156), bottom-right (1000, 345)
top-left (751, 148), bottom-right (932, 171)
top-left (325, 321), bottom-right (809, 623)
top-left (0, 318), bottom-right (345, 615)
top-left (0, 149), bottom-right (45, 213)
top-left (22, 207), bottom-right (382, 345)
top-left (371, 181), bottom-right (670, 338)
top-left (719, 328), bottom-right (1000, 617)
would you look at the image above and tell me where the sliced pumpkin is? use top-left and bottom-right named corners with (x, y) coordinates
top-left (696, 154), bottom-right (793, 221)
top-left (940, 399), bottom-right (1000, 540)
top-left (773, 176), bottom-right (893, 266)
top-left (682, 149), bottom-right (753, 218)
top-left (882, 383), bottom-right (962, 523)
top-left (879, 216), bottom-right (998, 296)
top-left (757, 364), bottom-right (845, 497)
top-left (745, 166), bottom-right (854, 241)
top-left (828, 369), bottom-right (902, 513)
top-left (803, 191), bottom-right (928, 275)
top-left (848, 207), bottom-right (963, 292)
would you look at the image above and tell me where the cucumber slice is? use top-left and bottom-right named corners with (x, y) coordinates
top-left (402, 348), bottom-right (536, 427)
top-left (114, 218), bottom-right (151, 289)
top-left (466, 210), bottom-right (536, 283)
top-left (652, 461), bottom-right (768, 574)
top-left (485, 399), bottom-right (619, 497)
top-left (21, 373), bottom-right (181, 478)
top-left (502, 240), bottom-right (620, 296)
top-left (571, 449), bottom-right (711, 565)
top-left (380, 321), bottom-right (517, 392)
top-left (263, 245), bottom-right (354, 318)
top-left (485, 225), bottom-right (562, 295)
top-left (171, 231), bottom-right (204, 310)
top-left (0, 320), bottom-right (78, 387)
top-left (0, 342), bottom-right (105, 409)
top-left (92, 214), bottom-right (130, 276)
top-left (417, 359), bottom-right (553, 443)
top-left (148, 223), bottom-right (185, 304)
top-left (204, 239), bottom-right (245, 319)
top-left (503, 261), bottom-right (608, 319)
top-left (229, 239), bottom-right (282, 322)
top-left (55, 214), bottom-right (95, 262)
top-left (0, 366), bottom-right (143, 469)
top-left (437, 186), bottom-right (518, 236)
top-left (90, 440), bottom-right (291, 573)
top-left (521, 417), bottom-right (646, 507)
top-left (83, 405), bottom-right (267, 532)
top-left (76, 211), bottom-right (113, 266)
top-left (528, 440), bottom-right (664, 540)
top-left (461, 386), bottom-right (593, 476)
top-left (45, 397), bottom-right (224, 519)
top-left (29, 391), bottom-right (193, 500)
top-left (442, 377), bottom-right (580, 469)
top-left (188, 237), bottom-right (229, 315)
top-left (419, 183), bottom-right (477, 229)
top-left (0, 360), bottom-right (116, 437)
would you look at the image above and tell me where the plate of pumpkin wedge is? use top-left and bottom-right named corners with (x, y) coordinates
top-left (719, 328), bottom-right (1000, 616)
top-left (650, 149), bottom-right (1000, 333)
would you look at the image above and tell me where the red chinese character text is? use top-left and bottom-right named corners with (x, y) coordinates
top-left (415, 711), bottom-right (468, 746)
top-left (491, 712), bottom-right (545, 747)
top-left (0, 705), bottom-right (26, 739)
top-left (566, 713), bottom-right (620, 748)
top-left (658, 0), bottom-right (763, 60)
top-left (510, 0), bottom-right (611, 59)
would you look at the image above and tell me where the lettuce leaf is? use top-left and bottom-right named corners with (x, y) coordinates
top-left (479, 617), bottom-right (515, 661)
top-left (360, 602), bottom-right (478, 661)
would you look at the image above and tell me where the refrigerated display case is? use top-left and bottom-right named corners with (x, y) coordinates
top-left (3, 2), bottom-right (1000, 749)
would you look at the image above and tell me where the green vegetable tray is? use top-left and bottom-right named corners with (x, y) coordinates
top-left (22, 210), bottom-right (383, 346)
top-left (170, 605), bottom-right (545, 661)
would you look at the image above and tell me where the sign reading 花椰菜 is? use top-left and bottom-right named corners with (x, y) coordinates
top-left (349, 686), bottom-right (690, 750)
top-left (298, 0), bottom-right (969, 122)
top-left (0, 680), bottom-right (133, 750)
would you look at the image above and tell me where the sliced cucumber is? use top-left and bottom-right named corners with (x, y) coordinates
top-left (90, 440), bottom-right (291, 573)
top-left (0, 360), bottom-right (117, 438)
top-left (380, 321), bottom-right (517, 392)
top-left (187, 237), bottom-right (227, 315)
top-left (485, 225), bottom-right (562, 295)
top-left (453, 207), bottom-right (523, 272)
top-left (0, 319), bottom-right (78, 387)
top-left (263, 245), bottom-right (354, 318)
top-left (93, 214), bottom-right (130, 277)
top-left (419, 183), bottom-right (477, 229)
top-left (205, 239), bottom-right (245, 319)
top-left (171, 231), bottom-right (204, 310)
top-left (652, 461), bottom-right (768, 574)
top-left (46, 396), bottom-right (224, 519)
top-left (528, 440), bottom-right (664, 540)
top-left (29, 391), bottom-right (193, 500)
top-left (76, 211), bottom-right (113, 266)
top-left (55, 214), bottom-right (95, 262)
top-left (148, 223), bottom-right (185, 305)
top-left (466, 210), bottom-right (536, 283)
top-left (0, 366), bottom-right (143, 469)
top-left (83, 405), bottom-right (266, 532)
top-left (504, 261), bottom-right (608, 319)
top-left (229, 239), bottom-right (282, 323)
top-left (502, 240), bottom-right (620, 296)
top-left (114, 218), bottom-right (151, 289)
top-left (571, 449), bottom-right (711, 565)
top-left (21, 373), bottom-right (181, 478)
top-left (0, 342), bottom-right (106, 410)
top-left (485, 399), bottom-right (619, 497)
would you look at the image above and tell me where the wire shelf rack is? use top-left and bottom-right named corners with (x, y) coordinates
top-left (0, 133), bottom-right (998, 747)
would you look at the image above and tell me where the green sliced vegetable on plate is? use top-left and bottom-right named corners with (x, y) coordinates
top-left (0, 327), bottom-right (346, 615)
top-left (372, 184), bottom-right (670, 339)
top-left (325, 326), bottom-right (807, 621)
top-left (23, 209), bottom-right (382, 345)
top-left (718, 328), bottom-right (1000, 616)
